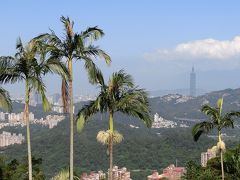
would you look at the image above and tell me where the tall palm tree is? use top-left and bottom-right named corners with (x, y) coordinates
top-left (77, 70), bottom-right (152, 180)
top-left (0, 38), bottom-right (69, 180)
top-left (0, 87), bottom-right (12, 111)
top-left (192, 98), bottom-right (240, 180)
top-left (34, 16), bottom-right (111, 180)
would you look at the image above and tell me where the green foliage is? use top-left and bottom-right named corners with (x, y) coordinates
top-left (0, 156), bottom-right (45, 180)
top-left (183, 161), bottom-right (221, 180)
top-left (183, 144), bottom-right (240, 180)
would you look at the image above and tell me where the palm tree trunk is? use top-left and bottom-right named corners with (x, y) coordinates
top-left (220, 150), bottom-right (224, 180)
top-left (218, 131), bottom-right (224, 180)
top-left (25, 81), bottom-right (32, 180)
top-left (69, 59), bottom-right (74, 180)
top-left (108, 111), bottom-right (114, 180)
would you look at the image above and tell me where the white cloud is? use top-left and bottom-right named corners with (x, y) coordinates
top-left (144, 36), bottom-right (240, 61)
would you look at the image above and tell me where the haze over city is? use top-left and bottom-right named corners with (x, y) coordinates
top-left (1, 0), bottom-right (240, 96)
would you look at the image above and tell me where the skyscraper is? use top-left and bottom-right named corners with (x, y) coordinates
top-left (190, 66), bottom-right (196, 97)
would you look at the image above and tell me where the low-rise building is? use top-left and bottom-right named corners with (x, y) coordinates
top-left (162, 164), bottom-right (185, 180)
top-left (147, 170), bottom-right (162, 180)
top-left (148, 164), bottom-right (186, 180)
top-left (110, 166), bottom-right (131, 180)
top-left (81, 171), bottom-right (106, 180)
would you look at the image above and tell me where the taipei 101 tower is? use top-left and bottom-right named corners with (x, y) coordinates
top-left (190, 66), bottom-right (196, 97)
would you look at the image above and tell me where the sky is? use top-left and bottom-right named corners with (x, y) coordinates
top-left (1, 0), bottom-right (240, 96)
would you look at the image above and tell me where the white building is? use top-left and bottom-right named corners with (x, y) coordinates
top-left (52, 105), bottom-right (75, 114)
top-left (8, 112), bottom-right (34, 123)
top-left (152, 113), bottom-right (177, 128)
top-left (0, 112), bottom-right (5, 121)
top-left (0, 131), bottom-right (25, 147)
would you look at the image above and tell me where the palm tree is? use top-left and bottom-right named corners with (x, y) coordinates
top-left (0, 87), bottom-right (12, 111)
top-left (192, 98), bottom-right (240, 180)
top-left (76, 70), bottom-right (152, 180)
top-left (0, 38), bottom-right (69, 180)
top-left (34, 16), bottom-right (111, 180)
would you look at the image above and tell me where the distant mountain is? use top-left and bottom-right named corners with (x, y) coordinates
top-left (148, 88), bottom-right (208, 97)
top-left (149, 88), bottom-right (240, 126)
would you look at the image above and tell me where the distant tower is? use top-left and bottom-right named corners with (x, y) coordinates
top-left (190, 66), bottom-right (196, 97)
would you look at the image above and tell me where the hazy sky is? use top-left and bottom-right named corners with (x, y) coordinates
top-left (1, 0), bottom-right (240, 96)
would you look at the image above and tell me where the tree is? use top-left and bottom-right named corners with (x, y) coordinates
top-left (0, 38), bottom-right (69, 180)
top-left (34, 16), bottom-right (111, 180)
top-left (77, 70), bottom-right (152, 180)
top-left (223, 144), bottom-right (240, 179)
top-left (182, 161), bottom-right (221, 180)
top-left (2, 156), bottom-right (45, 180)
top-left (0, 87), bottom-right (12, 111)
top-left (192, 98), bottom-right (240, 180)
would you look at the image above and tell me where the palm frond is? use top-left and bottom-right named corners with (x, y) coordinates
top-left (16, 37), bottom-right (24, 53)
top-left (83, 45), bottom-right (111, 65)
top-left (0, 56), bottom-right (24, 84)
top-left (201, 105), bottom-right (219, 123)
top-left (81, 26), bottom-right (104, 41)
top-left (217, 98), bottom-right (223, 114)
top-left (109, 70), bottom-right (134, 95)
top-left (0, 87), bottom-right (12, 112)
top-left (192, 121), bottom-right (214, 141)
top-left (82, 56), bottom-right (103, 84)
top-left (42, 57), bottom-right (70, 80)
top-left (52, 169), bottom-right (69, 180)
top-left (221, 111), bottom-right (240, 129)
top-left (96, 130), bottom-right (123, 145)
top-left (28, 76), bottom-right (51, 112)
top-left (116, 88), bottom-right (152, 128)
top-left (76, 100), bottom-right (99, 132)
top-left (60, 16), bottom-right (74, 40)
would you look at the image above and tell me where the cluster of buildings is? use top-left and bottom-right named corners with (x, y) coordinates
top-left (160, 94), bottom-right (193, 104)
top-left (81, 171), bottom-right (106, 180)
top-left (147, 165), bottom-right (186, 180)
top-left (8, 112), bottom-right (34, 123)
top-left (0, 131), bottom-right (24, 147)
top-left (80, 165), bottom-right (187, 180)
top-left (152, 113), bottom-right (177, 128)
top-left (33, 115), bottom-right (65, 129)
top-left (81, 166), bottom-right (131, 180)
top-left (0, 111), bottom-right (65, 129)
top-left (111, 166), bottom-right (131, 180)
